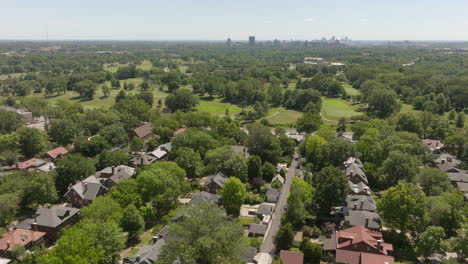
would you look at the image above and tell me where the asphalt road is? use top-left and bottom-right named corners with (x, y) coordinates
top-left (260, 151), bottom-right (298, 254)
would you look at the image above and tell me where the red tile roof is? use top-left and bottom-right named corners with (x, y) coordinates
top-left (335, 226), bottom-right (393, 255)
top-left (336, 250), bottom-right (395, 264)
top-left (280, 250), bottom-right (304, 264)
top-left (46, 146), bottom-right (68, 159)
top-left (336, 249), bottom-right (361, 264)
top-left (174, 127), bottom-right (187, 135)
top-left (361, 252), bottom-right (394, 264)
top-left (422, 139), bottom-right (444, 150)
top-left (11, 158), bottom-right (42, 170)
top-left (0, 229), bottom-right (46, 252)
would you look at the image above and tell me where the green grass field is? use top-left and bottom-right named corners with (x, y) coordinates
top-left (343, 83), bottom-right (360, 96)
top-left (265, 107), bottom-right (302, 125)
top-left (0, 73), bottom-right (24, 80)
top-left (321, 97), bottom-right (361, 121)
top-left (196, 97), bottom-right (242, 116)
top-left (103, 60), bottom-right (153, 72)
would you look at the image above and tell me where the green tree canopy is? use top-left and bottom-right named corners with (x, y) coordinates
top-left (221, 177), bottom-right (246, 214)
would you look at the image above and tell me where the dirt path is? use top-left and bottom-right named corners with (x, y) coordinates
top-left (320, 112), bottom-right (337, 123)
top-left (265, 111), bottom-right (280, 119)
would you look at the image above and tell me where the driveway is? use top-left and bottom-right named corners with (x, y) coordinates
top-left (260, 151), bottom-right (298, 254)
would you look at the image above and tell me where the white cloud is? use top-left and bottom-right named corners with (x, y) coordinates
top-left (305, 17), bottom-right (318, 22)
top-left (263, 20), bottom-right (273, 24)
top-left (360, 18), bottom-right (368, 23)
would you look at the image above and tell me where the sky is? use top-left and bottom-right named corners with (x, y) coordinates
top-left (1, 0), bottom-right (468, 41)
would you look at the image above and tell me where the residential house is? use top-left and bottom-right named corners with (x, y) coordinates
top-left (276, 163), bottom-right (288, 173)
top-left (456, 182), bottom-right (468, 193)
top-left (131, 123), bottom-right (153, 140)
top-left (434, 154), bottom-right (462, 172)
top-left (0, 257), bottom-right (11, 264)
top-left (231, 145), bottom-right (249, 157)
top-left (203, 172), bottom-right (228, 194)
top-left (174, 127), bottom-right (186, 136)
top-left (349, 182), bottom-right (370, 196)
top-left (343, 211), bottom-right (382, 231)
top-left (293, 231), bottom-right (303, 247)
top-left (45, 146), bottom-right (68, 160)
top-left (65, 175), bottom-right (108, 208)
top-left (189, 191), bottom-right (220, 204)
top-left (158, 142), bottom-right (172, 153)
top-left (134, 225), bottom-right (171, 264)
top-left (148, 148), bottom-right (168, 161)
top-left (0, 106), bottom-right (33, 123)
top-left (323, 225), bottom-right (394, 264)
top-left (345, 163), bottom-right (368, 185)
top-left (241, 246), bottom-right (257, 264)
top-left (271, 174), bottom-right (285, 186)
top-left (248, 223), bottom-right (267, 237)
top-left (130, 155), bottom-right (158, 168)
top-left (266, 188), bottom-right (280, 203)
top-left (280, 250), bottom-right (304, 264)
top-left (422, 139), bottom-right (444, 152)
top-left (14, 206), bottom-right (80, 241)
top-left (344, 195), bottom-right (377, 212)
top-left (96, 165), bottom-right (135, 187)
top-left (285, 132), bottom-right (306, 143)
top-left (10, 158), bottom-right (55, 173)
top-left (0, 229), bottom-right (46, 259)
top-left (256, 203), bottom-right (275, 217)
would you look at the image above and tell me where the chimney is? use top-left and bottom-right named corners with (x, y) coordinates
top-left (84, 182), bottom-right (88, 193)
top-left (140, 157), bottom-right (144, 166)
top-left (441, 159), bottom-right (445, 164)
top-left (353, 203), bottom-right (357, 210)
top-left (377, 239), bottom-right (383, 251)
top-left (111, 166), bottom-right (115, 175)
top-left (436, 142), bottom-right (439, 147)
top-left (365, 216), bottom-right (370, 227)
top-left (360, 198), bottom-right (364, 209)
top-left (350, 170), bottom-right (354, 176)
top-left (151, 235), bottom-right (159, 244)
top-left (6, 240), bottom-right (10, 249)
top-left (47, 204), bottom-right (51, 209)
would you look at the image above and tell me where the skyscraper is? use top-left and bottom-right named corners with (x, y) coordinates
top-left (249, 36), bottom-right (255, 46)
top-left (226, 38), bottom-right (232, 47)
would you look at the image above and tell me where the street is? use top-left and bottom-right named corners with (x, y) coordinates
top-left (260, 151), bottom-right (299, 254)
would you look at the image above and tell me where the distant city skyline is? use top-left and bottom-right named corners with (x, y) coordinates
top-left (1, 0), bottom-right (468, 41)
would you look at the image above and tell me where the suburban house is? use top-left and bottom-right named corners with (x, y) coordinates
top-left (158, 142), bottom-right (172, 153)
top-left (248, 223), bottom-right (267, 237)
top-left (231, 145), bottom-right (249, 157)
top-left (276, 163), bottom-right (288, 173)
top-left (343, 211), bottom-right (382, 231)
top-left (303, 57), bottom-right (325, 65)
top-left (65, 175), bottom-right (108, 208)
top-left (0, 229), bottom-right (46, 259)
top-left (241, 246), bottom-right (257, 264)
top-left (279, 250), bottom-right (304, 264)
top-left (10, 158), bottom-right (55, 173)
top-left (130, 155), bottom-right (158, 168)
top-left (0, 106), bottom-right (33, 123)
top-left (256, 203), bottom-right (275, 217)
top-left (45, 146), bottom-right (68, 160)
top-left (323, 225), bottom-right (394, 264)
top-left (271, 174), bottom-right (285, 186)
top-left (133, 225), bottom-right (171, 264)
top-left (14, 206), bottom-right (80, 241)
top-left (349, 182), bottom-right (370, 196)
top-left (345, 163), bottom-right (368, 185)
top-left (96, 165), bottom-right (135, 187)
top-left (131, 122), bottom-right (153, 140)
top-left (266, 188), bottom-right (280, 203)
top-left (203, 172), bottom-right (228, 194)
top-left (422, 139), bottom-right (444, 152)
top-left (434, 154), bottom-right (462, 172)
top-left (148, 148), bottom-right (168, 161)
top-left (343, 195), bottom-right (377, 212)
top-left (189, 191), bottom-right (220, 204)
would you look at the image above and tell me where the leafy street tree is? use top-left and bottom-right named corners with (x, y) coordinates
top-left (54, 154), bottom-right (96, 194)
top-left (48, 118), bottom-right (80, 146)
top-left (414, 168), bottom-right (452, 196)
top-left (81, 196), bottom-right (123, 223)
top-left (221, 177), bottom-right (246, 214)
top-left (99, 123), bottom-right (128, 146)
top-left (129, 136), bottom-right (144, 151)
top-left (285, 178), bottom-right (314, 227)
top-left (427, 191), bottom-right (465, 236)
top-left (174, 147), bottom-right (203, 178)
top-left (0, 109), bottom-right (22, 134)
top-left (102, 84), bottom-right (111, 97)
top-left (0, 193), bottom-right (20, 226)
top-left (305, 135), bottom-right (327, 170)
top-left (379, 150), bottom-right (419, 187)
top-left (367, 88), bottom-right (401, 118)
top-left (416, 226), bottom-right (446, 261)
top-left (274, 222), bottom-right (294, 252)
top-left (21, 172), bottom-right (58, 207)
top-left (158, 202), bottom-right (247, 264)
top-left (296, 111), bottom-right (322, 134)
top-left (378, 181), bottom-right (428, 233)
top-left (246, 123), bottom-right (282, 164)
top-left (97, 150), bottom-right (129, 170)
top-left (108, 178), bottom-right (143, 209)
top-left (313, 166), bottom-right (349, 215)
top-left (120, 203), bottom-right (145, 240)
top-left (17, 127), bottom-right (49, 158)
top-left (300, 239), bottom-right (322, 264)
top-left (247, 155), bottom-right (262, 180)
top-left (456, 112), bottom-right (465, 128)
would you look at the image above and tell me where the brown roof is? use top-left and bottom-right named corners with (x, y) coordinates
top-left (335, 226), bottom-right (393, 255)
top-left (361, 252), bottom-right (394, 264)
top-left (280, 250), bottom-right (304, 264)
top-left (174, 127), bottom-right (186, 135)
top-left (336, 249), bottom-right (361, 264)
top-left (133, 123), bottom-right (153, 138)
top-left (0, 229), bottom-right (46, 252)
top-left (11, 158), bottom-right (44, 170)
top-left (46, 146), bottom-right (68, 159)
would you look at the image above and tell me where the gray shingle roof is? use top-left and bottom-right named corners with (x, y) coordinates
top-left (349, 181), bottom-right (370, 195)
top-left (256, 203), bottom-right (275, 216)
top-left (448, 171), bottom-right (468, 183)
top-left (65, 175), bottom-right (107, 201)
top-left (15, 206), bottom-right (80, 229)
top-left (108, 165), bottom-right (135, 184)
top-left (136, 225), bottom-right (171, 264)
top-left (130, 155), bottom-right (158, 167)
top-left (204, 172), bottom-right (228, 187)
top-left (344, 195), bottom-right (377, 212)
top-left (271, 175), bottom-right (285, 185)
top-left (344, 210), bottom-right (381, 230)
top-left (456, 182), bottom-right (468, 192)
top-left (189, 191), bottom-right (220, 204)
top-left (345, 163), bottom-right (368, 184)
top-left (249, 224), bottom-right (268, 235)
top-left (159, 142), bottom-right (172, 152)
top-left (266, 189), bottom-right (280, 203)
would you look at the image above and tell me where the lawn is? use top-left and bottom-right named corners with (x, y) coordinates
top-left (343, 83), bottom-right (360, 96)
top-left (321, 97), bottom-right (361, 121)
top-left (0, 73), bottom-right (24, 80)
top-left (103, 60), bottom-right (152, 72)
top-left (196, 97), bottom-right (242, 116)
top-left (265, 107), bottom-right (302, 125)
top-left (401, 103), bottom-right (468, 126)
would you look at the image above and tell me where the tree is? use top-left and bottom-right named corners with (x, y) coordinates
top-left (247, 155), bottom-right (262, 180)
top-left (140, 81), bottom-right (150, 91)
top-left (48, 118), bottom-right (80, 146)
top-left (456, 112), bottom-right (465, 128)
top-left (414, 168), bottom-right (451, 196)
top-left (113, 98), bottom-right (150, 121)
top-left (427, 191), bottom-right (465, 236)
top-left (165, 88), bottom-right (200, 112)
top-left (129, 136), bottom-right (144, 151)
top-left (102, 84), bottom-right (111, 97)
top-left (416, 226), bottom-right (446, 261)
top-left (121, 204), bottom-right (145, 240)
top-left (367, 88), bottom-right (401, 118)
top-left (246, 123), bottom-right (282, 164)
top-left (81, 196), bottom-right (123, 223)
top-left (285, 178), bottom-right (314, 227)
top-left (0, 109), bottom-right (22, 134)
top-left (379, 151), bottom-right (419, 187)
top-left (99, 123), bottom-right (128, 146)
top-left (203, 146), bottom-right (248, 182)
top-left (0, 193), bottom-right (20, 226)
top-left (21, 172), bottom-right (58, 207)
top-left (305, 135), bottom-right (327, 168)
top-left (275, 222), bottom-right (294, 251)
top-left (300, 239), bottom-right (322, 264)
top-left (158, 202), bottom-right (247, 264)
top-left (447, 225), bottom-right (468, 262)
top-left (17, 127), bottom-right (49, 158)
top-left (221, 177), bottom-right (246, 214)
top-left (261, 161), bottom-right (276, 182)
top-left (377, 181), bottom-right (428, 233)
top-left (108, 178), bottom-right (143, 209)
top-left (97, 150), bottom-right (129, 170)
top-left (55, 154), bottom-right (96, 194)
top-left (174, 147), bottom-right (203, 178)
top-left (296, 111), bottom-right (322, 134)
top-left (137, 91), bottom-right (154, 106)
top-left (75, 80), bottom-right (97, 99)
top-left (314, 166), bottom-right (349, 215)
